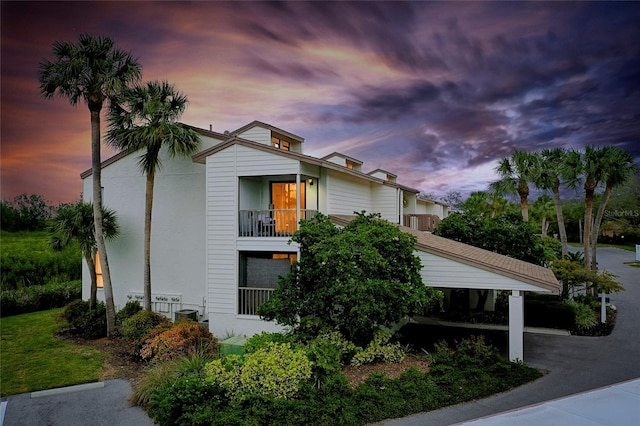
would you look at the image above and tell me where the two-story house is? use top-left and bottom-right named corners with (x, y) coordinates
top-left (82, 120), bottom-right (558, 361)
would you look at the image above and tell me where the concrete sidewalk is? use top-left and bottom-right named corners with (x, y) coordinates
top-left (461, 378), bottom-right (640, 425)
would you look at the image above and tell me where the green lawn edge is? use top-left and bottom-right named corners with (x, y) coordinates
top-left (0, 309), bottom-right (106, 396)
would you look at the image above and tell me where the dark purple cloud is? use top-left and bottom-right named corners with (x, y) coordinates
top-left (2, 1), bottom-right (639, 203)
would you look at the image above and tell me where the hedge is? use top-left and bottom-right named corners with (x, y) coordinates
top-left (0, 280), bottom-right (81, 317)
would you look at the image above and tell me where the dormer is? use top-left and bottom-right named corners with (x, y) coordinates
top-left (368, 169), bottom-right (397, 183)
top-left (231, 121), bottom-right (304, 154)
top-left (321, 152), bottom-right (363, 172)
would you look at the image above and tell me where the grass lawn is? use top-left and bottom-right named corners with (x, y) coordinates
top-left (624, 261), bottom-right (640, 268)
top-left (568, 242), bottom-right (635, 252)
top-left (0, 309), bottom-right (106, 396)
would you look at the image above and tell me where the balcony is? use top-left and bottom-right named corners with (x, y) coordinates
top-left (239, 209), bottom-right (318, 237)
top-left (238, 287), bottom-right (275, 315)
top-left (403, 214), bottom-right (441, 232)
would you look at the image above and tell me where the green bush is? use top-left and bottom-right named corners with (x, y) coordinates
top-left (566, 299), bottom-right (598, 329)
top-left (122, 310), bottom-right (172, 350)
top-left (206, 342), bottom-right (313, 401)
top-left (140, 321), bottom-right (218, 363)
top-left (0, 280), bottom-right (81, 317)
top-left (148, 373), bottom-right (227, 426)
top-left (0, 231), bottom-right (81, 291)
top-left (243, 331), bottom-right (295, 354)
top-left (116, 301), bottom-right (142, 325)
top-left (351, 330), bottom-right (405, 366)
top-left (60, 300), bottom-right (107, 339)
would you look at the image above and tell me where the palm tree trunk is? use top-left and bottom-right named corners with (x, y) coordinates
top-left (541, 217), bottom-right (547, 237)
top-left (552, 187), bottom-right (569, 259)
top-left (144, 172), bottom-right (154, 311)
top-left (590, 185), bottom-right (613, 270)
top-left (85, 252), bottom-right (97, 310)
top-left (520, 194), bottom-right (529, 222)
top-left (91, 108), bottom-right (117, 336)
top-left (583, 185), bottom-right (595, 277)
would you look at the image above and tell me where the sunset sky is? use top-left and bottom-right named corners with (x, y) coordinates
top-left (2, 1), bottom-right (639, 204)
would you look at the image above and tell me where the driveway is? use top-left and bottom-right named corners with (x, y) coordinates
top-left (384, 247), bottom-right (640, 425)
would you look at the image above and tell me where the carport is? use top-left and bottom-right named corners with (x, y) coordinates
top-left (331, 216), bottom-right (561, 362)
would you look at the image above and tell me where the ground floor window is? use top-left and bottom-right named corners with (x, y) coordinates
top-left (238, 252), bottom-right (296, 315)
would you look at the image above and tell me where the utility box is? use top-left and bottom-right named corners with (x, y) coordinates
top-left (220, 336), bottom-right (247, 356)
top-left (174, 309), bottom-right (198, 322)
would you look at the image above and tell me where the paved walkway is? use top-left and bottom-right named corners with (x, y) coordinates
top-left (2, 247), bottom-right (638, 425)
top-left (384, 247), bottom-right (640, 425)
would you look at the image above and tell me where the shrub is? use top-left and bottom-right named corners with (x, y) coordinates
top-left (140, 321), bottom-right (218, 363)
top-left (0, 280), bottom-right (81, 317)
top-left (116, 301), bottom-right (142, 325)
top-left (121, 310), bottom-right (172, 350)
top-left (243, 331), bottom-right (295, 354)
top-left (147, 373), bottom-right (226, 426)
top-left (60, 300), bottom-right (107, 339)
top-left (0, 231), bottom-right (81, 291)
top-left (206, 342), bottom-right (313, 401)
top-left (351, 330), bottom-right (405, 366)
top-left (566, 299), bottom-right (598, 329)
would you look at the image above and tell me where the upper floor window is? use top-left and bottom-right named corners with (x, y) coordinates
top-left (272, 137), bottom-right (290, 151)
top-left (346, 160), bottom-right (355, 170)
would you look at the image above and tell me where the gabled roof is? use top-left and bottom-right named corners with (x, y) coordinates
top-left (368, 168), bottom-right (398, 179)
top-left (192, 135), bottom-right (420, 193)
top-left (80, 123), bottom-right (228, 179)
top-left (321, 152), bottom-right (363, 165)
top-left (330, 215), bottom-right (560, 293)
top-left (231, 120), bottom-right (305, 143)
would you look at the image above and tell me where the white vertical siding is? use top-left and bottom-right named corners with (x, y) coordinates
top-left (206, 147), bottom-right (238, 315)
top-left (326, 170), bottom-right (373, 215)
top-left (371, 185), bottom-right (399, 223)
top-left (236, 145), bottom-right (300, 175)
top-left (238, 127), bottom-right (271, 146)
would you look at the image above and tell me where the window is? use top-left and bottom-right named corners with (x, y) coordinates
top-left (346, 160), bottom-right (355, 170)
top-left (95, 251), bottom-right (103, 288)
top-left (272, 137), bottom-right (290, 151)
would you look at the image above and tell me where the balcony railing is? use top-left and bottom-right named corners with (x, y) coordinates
top-left (403, 214), bottom-right (441, 232)
top-left (239, 209), bottom-right (318, 237)
top-left (238, 287), bottom-right (275, 315)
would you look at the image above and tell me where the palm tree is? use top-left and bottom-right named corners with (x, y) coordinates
top-left (589, 147), bottom-right (637, 268)
top-left (49, 201), bottom-right (119, 308)
top-left (39, 34), bottom-right (142, 336)
top-left (531, 194), bottom-right (556, 237)
top-left (532, 148), bottom-right (580, 258)
top-left (491, 150), bottom-right (539, 221)
top-left (106, 81), bottom-right (200, 311)
top-left (580, 146), bottom-right (609, 271)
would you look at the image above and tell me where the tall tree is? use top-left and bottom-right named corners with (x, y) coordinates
top-left (49, 201), bottom-right (119, 308)
top-left (491, 150), bottom-right (539, 221)
top-left (531, 194), bottom-right (556, 237)
top-left (107, 81), bottom-right (200, 311)
top-left (532, 148), bottom-right (580, 258)
top-left (580, 146), bottom-right (609, 271)
top-left (589, 147), bottom-right (637, 268)
top-left (38, 34), bottom-right (142, 336)
top-left (39, 34), bottom-right (141, 335)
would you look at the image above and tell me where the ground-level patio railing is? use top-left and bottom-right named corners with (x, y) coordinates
top-left (239, 209), bottom-right (318, 237)
top-left (238, 287), bottom-right (275, 316)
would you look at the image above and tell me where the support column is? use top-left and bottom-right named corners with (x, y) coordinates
top-left (509, 290), bottom-right (524, 362)
top-left (296, 174), bottom-right (301, 229)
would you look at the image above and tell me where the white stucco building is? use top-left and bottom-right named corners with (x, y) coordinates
top-left (82, 120), bottom-right (559, 361)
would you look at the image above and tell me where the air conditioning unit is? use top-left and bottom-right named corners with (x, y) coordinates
top-left (174, 309), bottom-right (198, 322)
